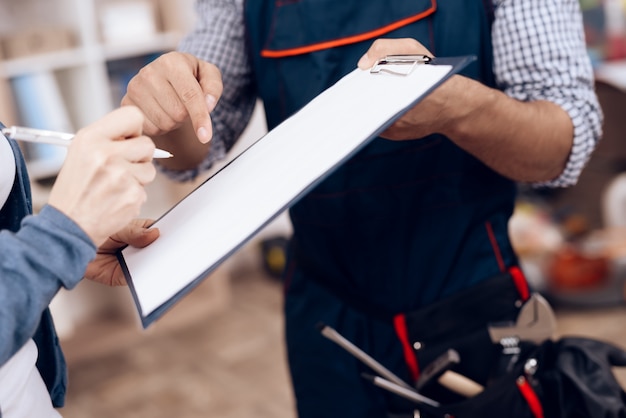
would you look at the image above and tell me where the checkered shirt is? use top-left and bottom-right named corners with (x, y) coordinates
top-left (169, 0), bottom-right (602, 188)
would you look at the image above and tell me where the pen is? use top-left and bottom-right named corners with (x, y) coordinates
top-left (1, 126), bottom-right (173, 159)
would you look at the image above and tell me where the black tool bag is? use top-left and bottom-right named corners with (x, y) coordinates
top-left (388, 270), bottom-right (626, 418)
top-left (397, 270), bottom-right (526, 393)
top-left (399, 337), bottom-right (626, 418)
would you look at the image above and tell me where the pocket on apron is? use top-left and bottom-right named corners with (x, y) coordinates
top-left (393, 268), bottom-right (530, 403)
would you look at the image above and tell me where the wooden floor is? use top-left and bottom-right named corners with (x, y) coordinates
top-left (59, 250), bottom-right (296, 418)
top-left (57, 249), bottom-right (626, 418)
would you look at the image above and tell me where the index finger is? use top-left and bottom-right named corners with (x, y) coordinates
top-left (115, 135), bottom-right (157, 164)
top-left (79, 106), bottom-right (145, 142)
top-left (169, 60), bottom-right (223, 144)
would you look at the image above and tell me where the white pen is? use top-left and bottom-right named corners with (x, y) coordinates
top-left (1, 126), bottom-right (173, 159)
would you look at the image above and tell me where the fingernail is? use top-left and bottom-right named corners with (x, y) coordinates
top-left (197, 126), bottom-right (211, 144)
top-left (206, 94), bottom-right (217, 112)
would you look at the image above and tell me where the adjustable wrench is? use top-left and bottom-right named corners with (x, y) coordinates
top-left (487, 293), bottom-right (556, 344)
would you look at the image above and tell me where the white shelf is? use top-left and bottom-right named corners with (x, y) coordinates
top-left (0, 48), bottom-right (89, 78)
top-left (102, 31), bottom-right (182, 61)
top-left (0, 0), bottom-right (193, 182)
top-left (0, 32), bottom-right (183, 78)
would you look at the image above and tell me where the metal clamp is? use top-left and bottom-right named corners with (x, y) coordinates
top-left (370, 54), bottom-right (433, 76)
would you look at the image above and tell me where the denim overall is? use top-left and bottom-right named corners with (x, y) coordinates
top-left (1, 137), bottom-right (68, 407)
top-left (244, 1), bottom-right (521, 416)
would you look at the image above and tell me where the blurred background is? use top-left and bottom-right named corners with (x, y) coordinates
top-left (3, 0), bottom-right (626, 416)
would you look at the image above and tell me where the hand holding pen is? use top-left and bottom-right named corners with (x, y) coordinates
top-left (43, 106), bottom-right (159, 246)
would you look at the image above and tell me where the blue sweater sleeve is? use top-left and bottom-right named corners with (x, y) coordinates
top-left (0, 204), bottom-right (96, 366)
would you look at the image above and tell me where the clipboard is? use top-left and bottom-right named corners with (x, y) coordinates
top-left (119, 55), bottom-right (475, 328)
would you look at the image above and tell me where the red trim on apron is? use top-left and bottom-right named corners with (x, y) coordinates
top-left (484, 222), bottom-right (530, 301)
top-left (485, 221), bottom-right (505, 272)
top-left (516, 376), bottom-right (544, 418)
top-left (509, 265), bottom-right (530, 302)
top-left (261, 1), bottom-right (437, 58)
top-left (393, 313), bottom-right (420, 382)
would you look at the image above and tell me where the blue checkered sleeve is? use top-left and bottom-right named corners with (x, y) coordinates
top-left (493, 0), bottom-right (603, 187)
top-left (165, 0), bottom-right (256, 182)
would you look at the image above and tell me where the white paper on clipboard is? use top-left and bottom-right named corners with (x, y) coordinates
top-left (119, 56), bottom-right (474, 328)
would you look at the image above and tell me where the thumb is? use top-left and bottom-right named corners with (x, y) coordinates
top-left (111, 219), bottom-right (160, 249)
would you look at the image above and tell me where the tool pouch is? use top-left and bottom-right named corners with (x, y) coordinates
top-left (398, 336), bottom-right (626, 418)
top-left (394, 268), bottom-right (528, 400)
top-left (390, 269), bottom-right (626, 417)
top-left (409, 341), bottom-right (541, 418)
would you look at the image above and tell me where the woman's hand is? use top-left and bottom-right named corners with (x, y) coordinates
top-left (84, 218), bottom-right (160, 286)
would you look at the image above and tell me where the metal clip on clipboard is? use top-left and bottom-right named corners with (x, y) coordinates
top-left (370, 54), bottom-right (433, 76)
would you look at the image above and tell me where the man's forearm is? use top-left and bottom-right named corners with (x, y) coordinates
top-left (444, 76), bottom-right (573, 183)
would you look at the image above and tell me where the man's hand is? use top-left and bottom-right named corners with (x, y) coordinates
top-left (84, 219), bottom-right (160, 286)
top-left (357, 38), bottom-right (573, 183)
top-left (122, 51), bottom-right (224, 144)
top-left (357, 38), bottom-right (461, 141)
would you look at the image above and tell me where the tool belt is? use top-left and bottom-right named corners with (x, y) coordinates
top-left (397, 336), bottom-right (626, 418)
top-left (392, 268), bottom-right (626, 417)
top-left (394, 269), bottom-right (528, 392)
top-left (320, 268), bottom-right (626, 417)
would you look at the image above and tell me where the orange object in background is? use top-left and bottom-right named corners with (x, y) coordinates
top-left (606, 34), bottom-right (626, 60)
top-left (547, 246), bottom-right (610, 291)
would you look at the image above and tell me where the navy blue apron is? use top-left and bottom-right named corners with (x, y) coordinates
top-left (0, 132), bottom-right (68, 407)
top-left (244, 1), bottom-right (523, 416)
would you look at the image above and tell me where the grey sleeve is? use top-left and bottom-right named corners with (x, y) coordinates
top-left (0, 205), bottom-right (96, 366)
